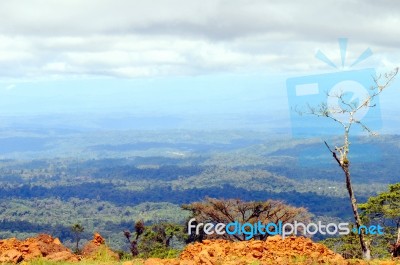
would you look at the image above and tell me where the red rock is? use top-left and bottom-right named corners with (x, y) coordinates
top-left (0, 249), bottom-right (23, 264)
top-left (93, 232), bottom-right (105, 245)
top-left (0, 234), bottom-right (77, 263)
top-left (45, 250), bottom-right (79, 262)
top-left (179, 236), bottom-right (346, 264)
top-left (81, 233), bottom-right (119, 261)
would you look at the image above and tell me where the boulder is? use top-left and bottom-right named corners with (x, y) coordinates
top-left (81, 233), bottom-right (119, 261)
top-left (0, 234), bottom-right (78, 263)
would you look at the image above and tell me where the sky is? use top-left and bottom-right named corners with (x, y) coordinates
top-left (0, 0), bottom-right (399, 131)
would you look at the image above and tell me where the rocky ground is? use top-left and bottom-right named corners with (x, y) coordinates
top-left (0, 233), bottom-right (398, 264)
top-left (179, 235), bottom-right (345, 264)
top-left (0, 233), bottom-right (118, 264)
top-left (127, 236), bottom-right (400, 265)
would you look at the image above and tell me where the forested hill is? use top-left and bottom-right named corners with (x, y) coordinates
top-left (0, 129), bottom-right (398, 250)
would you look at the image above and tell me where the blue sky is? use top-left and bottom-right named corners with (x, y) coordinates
top-left (0, 74), bottom-right (286, 115)
top-left (0, 0), bottom-right (399, 132)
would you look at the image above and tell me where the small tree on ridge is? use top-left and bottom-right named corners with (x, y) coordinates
top-left (299, 68), bottom-right (398, 260)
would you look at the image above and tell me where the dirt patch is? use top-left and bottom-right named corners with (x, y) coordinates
top-left (0, 234), bottom-right (78, 263)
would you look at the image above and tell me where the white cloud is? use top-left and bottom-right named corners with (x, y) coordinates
top-left (0, 0), bottom-right (399, 79)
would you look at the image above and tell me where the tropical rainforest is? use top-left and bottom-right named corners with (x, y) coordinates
top-left (0, 128), bottom-right (398, 258)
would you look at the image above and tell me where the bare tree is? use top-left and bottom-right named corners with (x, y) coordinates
top-left (298, 68), bottom-right (398, 260)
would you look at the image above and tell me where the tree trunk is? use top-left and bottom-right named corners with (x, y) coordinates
top-left (339, 129), bottom-right (371, 260)
top-left (75, 239), bottom-right (79, 253)
top-left (343, 166), bottom-right (371, 260)
top-left (397, 227), bottom-right (400, 244)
